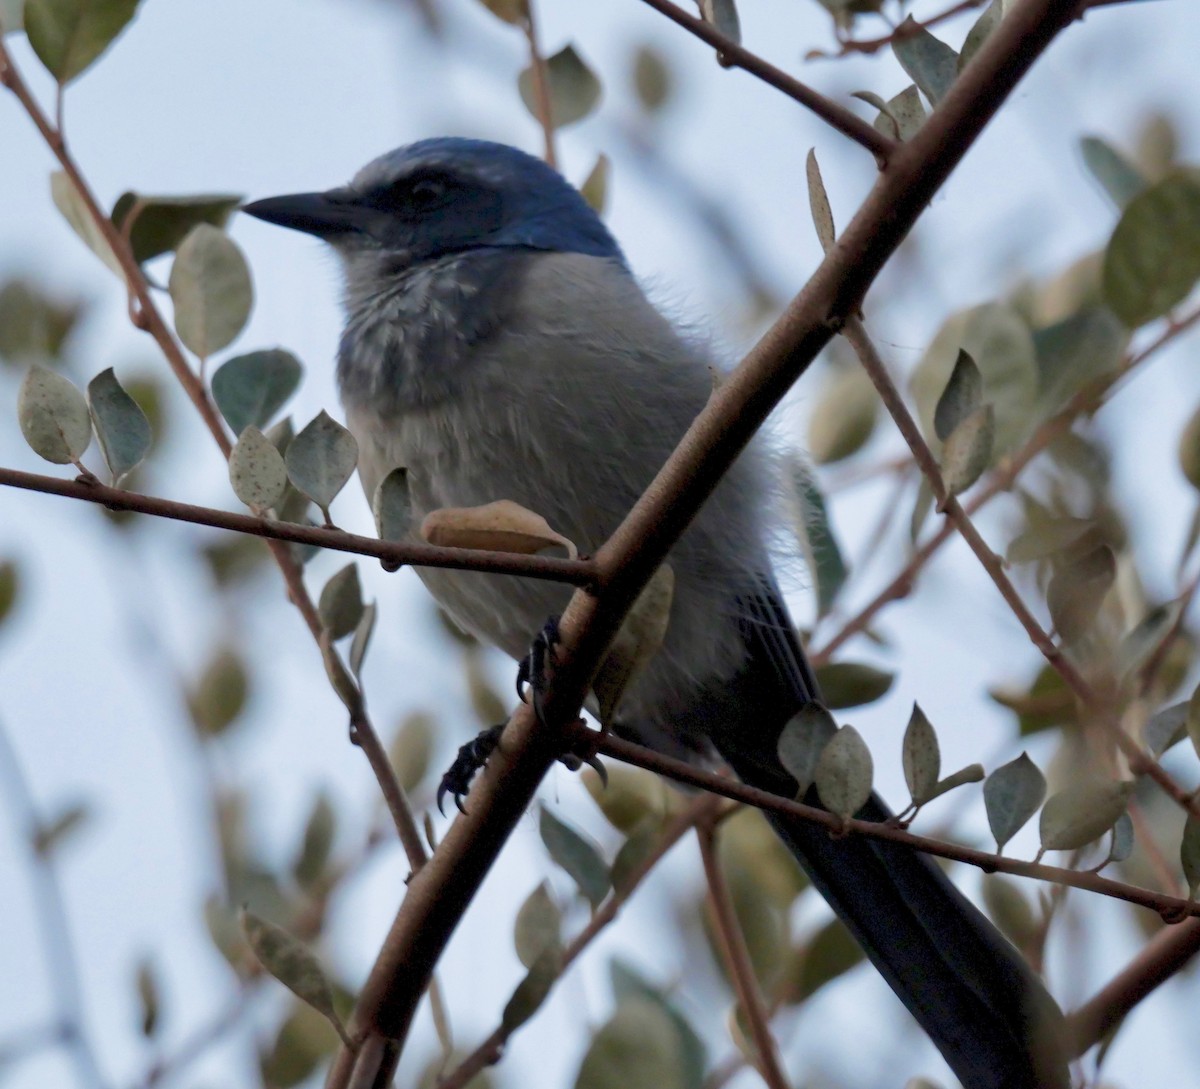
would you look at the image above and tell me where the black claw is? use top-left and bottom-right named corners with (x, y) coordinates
top-left (437, 724), bottom-right (504, 815)
top-left (517, 616), bottom-right (562, 709)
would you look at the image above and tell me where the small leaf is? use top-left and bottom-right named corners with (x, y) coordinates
top-left (696, 0), bottom-right (740, 41)
top-left (584, 764), bottom-right (666, 835)
top-left (609, 821), bottom-right (660, 893)
top-left (501, 946), bottom-right (562, 1033)
top-left (910, 476), bottom-right (934, 543)
top-left (632, 46), bottom-right (672, 112)
top-left (168, 224), bottom-right (253, 358)
top-left (958, 0), bottom-right (1001, 70)
top-left (593, 564), bottom-right (674, 724)
top-left (922, 764), bottom-right (984, 803)
top-left (513, 882), bottom-right (562, 969)
top-left (1039, 779), bottom-right (1133, 853)
top-left (807, 366), bottom-right (878, 464)
top-left (372, 468), bottom-right (412, 546)
top-left (1106, 812), bottom-right (1134, 866)
top-left (476, 0), bottom-right (526, 24)
top-left (25, 0), bottom-right (141, 83)
top-left (110, 191), bottom-right (241, 264)
top-left (18, 365), bottom-right (92, 464)
top-left (187, 647), bottom-right (249, 737)
top-left (517, 44), bottom-right (602, 130)
top-left (540, 805), bottom-right (610, 909)
top-left (1103, 172), bottom-right (1200, 328)
top-left (292, 791), bottom-right (336, 890)
top-left (893, 19), bottom-right (959, 106)
top-left (983, 752), bottom-right (1046, 853)
top-left (777, 703), bottom-right (837, 797)
top-left (389, 712), bottom-right (434, 793)
top-left (228, 426), bottom-right (288, 511)
top-left (135, 957), bottom-right (160, 1037)
top-left (814, 726), bottom-right (873, 820)
top-left (981, 875), bottom-right (1037, 950)
top-left (87, 367), bottom-right (150, 484)
top-left (240, 910), bottom-right (345, 1038)
top-left (940, 403), bottom-right (994, 496)
top-left (1181, 814), bottom-right (1200, 898)
top-left (32, 801), bottom-right (90, 855)
top-left (580, 154), bottom-right (611, 215)
top-left (806, 149), bottom-right (835, 253)
top-left (862, 84), bottom-right (925, 141)
top-left (1005, 516), bottom-right (1094, 565)
top-left (211, 349), bottom-right (303, 437)
top-left (421, 498), bottom-right (577, 558)
top-left (318, 564), bottom-right (364, 641)
top-left (790, 917), bottom-right (865, 1003)
top-left (812, 662), bottom-right (894, 709)
top-left (902, 703), bottom-right (940, 806)
top-left (609, 962), bottom-right (707, 1089)
top-left (349, 601), bottom-right (376, 681)
top-left (286, 410), bottom-right (359, 519)
top-left (1179, 404), bottom-right (1200, 491)
top-left (933, 349), bottom-right (982, 442)
top-left (50, 171), bottom-right (123, 276)
top-left (1046, 544), bottom-right (1116, 644)
top-left (0, 561), bottom-right (20, 627)
top-left (0, 277), bottom-right (86, 362)
top-left (1080, 137), bottom-right (1147, 210)
top-left (574, 997), bottom-right (689, 1089)
top-left (1144, 699), bottom-right (1187, 756)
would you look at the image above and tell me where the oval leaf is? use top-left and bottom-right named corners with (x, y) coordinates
top-left (421, 498), bottom-right (577, 558)
top-left (502, 946), bottom-right (562, 1034)
top-left (812, 662), bottom-right (894, 710)
top-left (902, 702), bottom-right (940, 805)
top-left (940, 402), bottom-right (994, 496)
top-left (593, 564), bottom-right (674, 724)
top-left (318, 563), bottom-right (364, 641)
top-left (1039, 779), bottom-right (1133, 853)
top-left (373, 467), bottom-right (412, 549)
top-left (285, 410), bottom-right (358, 518)
top-left (1181, 814), bottom-right (1200, 899)
top-left (539, 805), bottom-right (611, 909)
top-left (19, 364), bottom-right (91, 464)
top-left (513, 882), bottom-right (562, 969)
top-left (574, 997), bottom-right (689, 1089)
top-left (228, 426), bottom-right (288, 511)
top-left (777, 702), bottom-right (837, 797)
top-left (517, 44), bottom-right (601, 130)
top-left (807, 366), bottom-right (878, 465)
top-left (87, 367), bottom-right (150, 484)
top-left (814, 726), bottom-right (873, 820)
top-left (240, 909), bottom-right (344, 1035)
top-left (26, 0), bottom-right (141, 84)
top-left (211, 349), bottom-right (302, 437)
top-left (50, 171), bottom-right (123, 276)
top-left (111, 191), bottom-right (241, 264)
top-left (1046, 544), bottom-right (1116, 644)
top-left (168, 224), bottom-right (253, 358)
top-left (983, 752), bottom-right (1046, 853)
top-left (892, 18), bottom-right (959, 105)
top-left (933, 349), bottom-right (982, 442)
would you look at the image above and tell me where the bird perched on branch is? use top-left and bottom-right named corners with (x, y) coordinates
top-left (244, 138), bottom-right (1065, 1089)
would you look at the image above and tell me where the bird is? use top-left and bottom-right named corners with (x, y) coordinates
top-left (243, 138), bottom-right (1066, 1089)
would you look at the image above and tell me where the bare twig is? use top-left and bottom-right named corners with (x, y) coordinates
top-left (521, 0), bottom-right (556, 168)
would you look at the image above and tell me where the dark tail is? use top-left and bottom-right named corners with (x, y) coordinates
top-left (688, 589), bottom-right (1067, 1089)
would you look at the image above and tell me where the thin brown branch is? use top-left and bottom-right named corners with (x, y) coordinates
top-left (1065, 916), bottom-right (1200, 1057)
top-left (521, 0), bottom-right (556, 168)
top-left (636, 0), bottom-right (894, 164)
top-left (815, 0), bottom-right (989, 58)
top-left (697, 824), bottom-right (790, 1089)
top-left (0, 466), bottom-right (598, 587)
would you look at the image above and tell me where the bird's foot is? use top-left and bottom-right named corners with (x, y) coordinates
top-left (438, 724), bottom-right (505, 815)
top-left (516, 615), bottom-right (561, 726)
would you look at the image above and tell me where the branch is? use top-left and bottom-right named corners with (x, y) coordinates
top-left (0, 466), bottom-right (597, 587)
top-left (521, 0), bottom-right (557, 168)
top-left (814, 0), bottom-right (989, 58)
top-left (636, 0), bottom-right (894, 163)
top-left (697, 823), bottom-right (790, 1089)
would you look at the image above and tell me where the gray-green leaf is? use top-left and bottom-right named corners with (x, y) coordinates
top-left (902, 703), bottom-right (940, 805)
top-left (1181, 814), bottom-right (1200, 898)
top-left (806, 149), bottom-right (835, 253)
top-left (373, 467), bottom-right (412, 543)
top-left (940, 403), bottom-right (994, 496)
top-left (286, 410), bottom-right (358, 519)
top-left (514, 882), bottom-right (562, 969)
top-left (814, 725), bottom-right (873, 820)
top-left (812, 662), bottom-right (894, 709)
top-left (169, 224), bottom-right (253, 358)
top-left (539, 805), bottom-right (610, 909)
top-left (50, 171), bottom-right (123, 276)
top-left (518, 44), bottom-right (602, 130)
top-left (87, 367), bottom-right (150, 484)
top-left (25, 0), bottom-right (141, 83)
top-left (110, 191), bottom-right (242, 264)
top-left (777, 703), bottom-right (838, 797)
top-left (1039, 779), bottom-right (1133, 853)
top-left (502, 946), bottom-right (562, 1034)
top-left (19, 365), bottom-right (92, 464)
top-left (318, 564), bottom-right (364, 641)
top-left (933, 349), bottom-right (982, 442)
top-left (893, 18), bottom-right (959, 106)
top-left (211, 349), bottom-right (302, 437)
top-left (1080, 136), bottom-right (1147, 210)
top-left (696, 0), bottom-right (740, 42)
top-left (983, 752), bottom-right (1045, 853)
top-left (1046, 544), bottom-right (1116, 644)
top-left (228, 426), bottom-right (288, 511)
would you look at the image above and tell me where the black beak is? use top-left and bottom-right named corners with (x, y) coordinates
top-left (241, 191), bottom-right (366, 238)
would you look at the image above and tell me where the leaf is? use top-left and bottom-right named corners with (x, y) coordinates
top-left (814, 726), bottom-right (873, 820)
top-left (580, 154), bottom-right (611, 215)
top-left (1182, 814), bottom-right (1200, 898)
top-left (593, 565), bottom-right (674, 724)
top-left (892, 18), bottom-right (959, 106)
top-left (32, 801), bottom-right (90, 855)
top-left (1080, 137), bottom-right (1147, 210)
top-left (806, 149), bottom-right (835, 253)
top-left (372, 468), bottom-right (412, 556)
top-left (609, 821), bottom-right (661, 894)
top-left (260, 1000), bottom-right (339, 1089)
top-left (574, 997), bottom-right (690, 1089)
top-left (811, 662), bottom-right (894, 709)
top-left (349, 601), bottom-right (376, 681)
top-left (475, 0), bottom-right (526, 24)
top-left (0, 0), bottom-right (24, 30)
top-left (292, 791), bottom-right (336, 891)
top-left (1032, 306), bottom-right (1126, 413)
top-left (389, 712), bottom-right (435, 793)
top-left (517, 44), bottom-right (602, 130)
top-left (922, 763), bottom-right (985, 803)
top-left (933, 349), bottom-right (982, 441)
top-left (228, 426), bottom-right (288, 511)
top-left (902, 703), bottom-right (940, 806)
top-left (1039, 779), bottom-right (1133, 853)
top-left (513, 882), bottom-right (562, 969)
top-left (110, 191), bottom-right (242, 264)
top-left (696, 0), bottom-right (740, 42)
top-left (790, 917), bottom-right (865, 1003)
top-left (0, 561), bottom-right (19, 627)
top-left (788, 463), bottom-right (848, 616)
top-left (421, 498), bottom-right (577, 558)
top-left (958, 0), bottom-right (1001, 70)
top-left (981, 875), bottom-right (1036, 949)
top-left (318, 564), bottom-right (364, 641)
top-left (18, 365), bottom-right (92, 464)
top-left (539, 805), bottom-right (610, 909)
top-left (807, 365), bottom-right (878, 464)
top-left (1046, 544), bottom-right (1116, 644)
top-left (168, 224), bottom-right (253, 358)
top-left (135, 957), bottom-right (160, 1037)
top-left (584, 764), bottom-right (666, 835)
top-left (859, 84), bottom-right (925, 142)
top-left (25, 0), bottom-right (141, 83)
top-left (50, 171), bottom-right (123, 276)
top-left (1106, 812), bottom-right (1134, 866)
top-left (1144, 699), bottom-right (1188, 756)
top-left (940, 403), bottom-right (994, 496)
top-left (240, 910), bottom-right (345, 1038)
top-left (211, 349), bottom-right (303, 437)
top-left (983, 753), bottom-right (1046, 853)
top-left (609, 962), bottom-right (707, 1089)
top-left (501, 946), bottom-right (562, 1034)
top-left (910, 476), bottom-right (934, 543)
top-left (285, 410), bottom-right (359, 519)
top-left (1103, 172), bottom-right (1200, 328)
top-left (632, 46), bottom-right (672, 113)
top-left (777, 703), bottom-right (838, 797)
top-left (0, 277), bottom-right (86, 363)
top-left (1005, 516), bottom-right (1094, 565)
top-left (187, 647), bottom-right (249, 737)
top-left (87, 367), bottom-right (150, 484)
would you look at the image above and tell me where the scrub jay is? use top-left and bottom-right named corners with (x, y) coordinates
top-left (244, 138), bottom-right (1065, 1088)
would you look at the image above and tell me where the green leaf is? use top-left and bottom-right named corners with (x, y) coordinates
top-left (518, 44), bottom-right (602, 130)
top-left (806, 149), bottom-right (835, 253)
top-left (50, 171), bottom-right (123, 276)
top-left (211, 349), bottom-right (303, 437)
top-left (135, 957), bottom-right (160, 1037)
top-left (807, 365), bottom-right (877, 464)
top-left (475, 0), bottom-right (526, 23)
top-left (585, 765), bottom-right (666, 835)
top-left (609, 962), bottom-right (706, 1089)
top-left (228, 426), bottom-right (288, 511)
top-left (933, 349), bottom-right (982, 441)
top-left (292, 791), bottom-right (336, 891)
top-left (983, 752), bottom-right (1045, 853)
top-left (1143, 699), bottom-right (1187, 756)
top-left (513, 882), bottom-right (562, 969)
top-left (539, 805), bottom-right (610, 909)
top-left (1181, 814), bottom-right (1200, 898)
top-left (1106, 812), bottom-right (1134, 866)
top-left (814, 726), bottom-right (873, 820)
top-left (892, 18), bottom-right (959, 106)
top-left (859, 84), bottom-right (925, 141)
top-left (501, 946), bottom-right (562, 1034)
top-left (789, 463), bottom-right (848, 616)
top-left (981, 875), bottom-right (1037, 949)
top-left (0, 561), bottom-right (20, 627)
top-left (1103, 172), bottom-right (1200, 328)
top-left (812, 662), bottom-right (894, 709)
top-left (958, 0), bottom-right (1001, 70)
top-left (18, 364), bottom-right (92, 464)
top-left (902, 703), bottom-right (940, 806)
top-left (632, 46), bottom-right (672, 113)
top-left (923, 763), bottom-right (984, 803)
top-left (0, 277), bottom-right (86, 363)
top-left (388, 712), bottom-right (434, 793)
top-left (1005, 516), bottom-right (1094, 565)
top-left (372, 467), bottom-right (412, 548)
top-left (110, 191), bottom-right (241, 264)
top-left (168, 224), bottom-right (253, 358)
top-left (187, 646), bottom-right (249, 737)
top-left (593, 564), bottom-right (674, 724)
top-left (25, 0), bottom-right (141, 83)
top-left (1046, 544), bottom-right (1116, 644)
top-left (940, 403), bottom-right (994, 496)
top-left (777, 703), bottom-right (837, 796)
top-left (609, 820), bottom-right (660, 893)
top-left (87, 367), bottom-right (150, 484)
top-left (318, 564), bottom-right (364, 642)
top-left (348, 601), bottom-right (376, 681)
top-left (790, 917), bottom-right (864, 1003)
top-left (1032, 306), bottom-right (1126, 413)
top-left (697, 0), bottom-right (740, 42)
top-left (1039, 779), bottom-right (1132, 853)
top-left (1080, 136), bottom-right (1148, 210)
top-left (575, 997), bottom-right (690, 1089)
top-left (286, 410), bottom-right (358, 520)
top-left (580, 154), bottom-right (610, 215)
top-left (260, 1001), bottom-right (339, 1089)
top-left (240, 909), bottom-right (346, 1038)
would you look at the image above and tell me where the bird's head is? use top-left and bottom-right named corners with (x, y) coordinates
top-left (242, 137), bottom-right (625, 271)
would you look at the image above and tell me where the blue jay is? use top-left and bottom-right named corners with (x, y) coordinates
top-left (244, 138), bottom-right (1065, 1089)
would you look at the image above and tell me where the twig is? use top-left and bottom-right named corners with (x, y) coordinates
top-left (697, 823), bottom-right (790, 1089)
top-left (635, 0), bottom-right (894, 164)
top-left (521, 0), bottom-right (556, 168)
top-left (816, 0), bottom-right (989, 58)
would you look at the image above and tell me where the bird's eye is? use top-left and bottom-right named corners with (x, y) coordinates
top-left (409, 178), bottom-right (447, 208)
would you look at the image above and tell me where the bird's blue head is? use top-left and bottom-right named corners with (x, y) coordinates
top-left (242, 137), bottom-right (625, 270)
